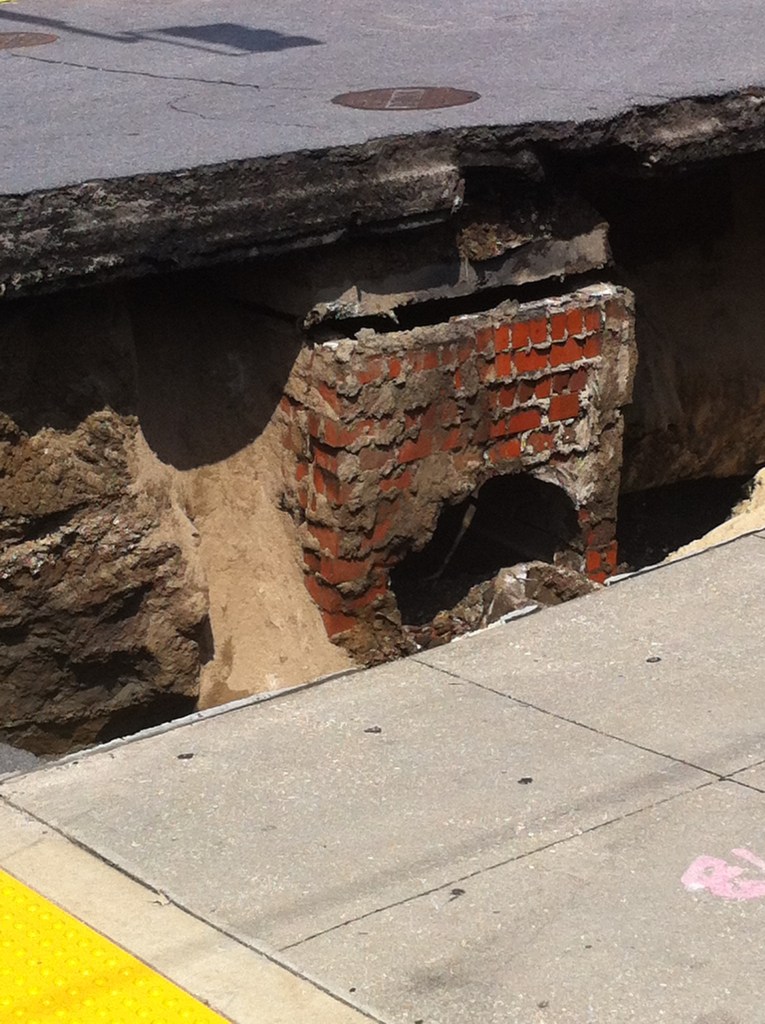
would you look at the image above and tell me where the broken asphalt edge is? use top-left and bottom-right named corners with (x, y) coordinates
top-left (3, 88), bottom-right (765, 298)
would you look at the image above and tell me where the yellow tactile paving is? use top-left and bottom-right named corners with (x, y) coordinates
top-left (0, 868), bottom-right (229, 1023)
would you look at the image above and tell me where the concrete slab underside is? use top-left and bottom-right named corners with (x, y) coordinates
top-left (3, 537), bottom-right (765, 1022)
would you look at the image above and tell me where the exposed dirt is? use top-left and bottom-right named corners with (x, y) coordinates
top-left (128, 284), bottom-right (353, 709)
top-left (177, 432), bottom-right (352, 709)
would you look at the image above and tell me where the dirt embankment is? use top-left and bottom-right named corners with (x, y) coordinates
top-left (129, 283), bottom-right (352, 709)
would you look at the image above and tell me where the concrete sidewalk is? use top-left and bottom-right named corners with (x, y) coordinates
top-left (3, 535), bottom-right (765, 1022)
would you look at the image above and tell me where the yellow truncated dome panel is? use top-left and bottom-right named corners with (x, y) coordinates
top-left (0, 868), bottom-right (228, 1023)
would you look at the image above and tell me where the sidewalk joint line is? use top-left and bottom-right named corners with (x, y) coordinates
top-left (412, 656), bottom-right (723, 780)
top-left (280, 778), bottom-right (718, 952)
top-left (0, 794), bottom-right (386, 1024)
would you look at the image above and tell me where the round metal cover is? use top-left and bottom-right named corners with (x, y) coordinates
top-left (332, 86), bottom-right (480, 111)
top-left (0, 32), bottom-right (58, 50)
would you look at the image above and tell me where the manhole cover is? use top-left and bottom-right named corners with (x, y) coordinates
top-left (0, 32), bottom-right (59, 50)
top-left (332, 86), bottom-right (480, 111)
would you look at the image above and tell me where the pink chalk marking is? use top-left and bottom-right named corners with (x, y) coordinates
top-left (682, 848), bottom-right (765, 901)
top-left (731, 847), bottom-right (765, 872)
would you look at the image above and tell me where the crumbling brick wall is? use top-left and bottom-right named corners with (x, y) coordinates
top-left (280, 285), bottom-right (636, 660)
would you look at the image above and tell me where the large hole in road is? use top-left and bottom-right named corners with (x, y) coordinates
top-left (617, 475), bottom-right (752, 570)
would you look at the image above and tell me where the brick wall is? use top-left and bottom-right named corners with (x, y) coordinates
top-left (280, 285), bottom-right (636, 659)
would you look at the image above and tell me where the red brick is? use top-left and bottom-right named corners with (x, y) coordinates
top-left (498, 385), bottom-right (517, 408)
top-left (357, 358), bottom-right (384, 385)
top-left (303, 549), bottom-right (321, 573)
top-left (421, 404), bottom-right (442, 432)
top-left (552, 372), bottom-right (571, 394)
top-left (442, 426), bottom-right (463, 450)
top-left (406, 351), bottom-right (423, 374)
top-left (528, 318), bottom-right (548, 345)
top-left (438, 398), bottom-right (461, 426)
top-left (584, 308), bottom-right (601, 333)
top-left (535, 378), bottom-right (553, 399)
top-left (494, 325), bottom-right (511, 353)
top-left (312, 445), bottom-right (338, 473)
top-left (550, 337), bottom-right (585, 367)
top-left (325, 471), bottom-right (348, 504)
top-left (322, 419), bottom-right (360, 449)
top-left (307, 524), bottom-right (341, 557)
top-left (317, 381), bottom-right (342, 413)
top-left (569, 369), bottom-right (589, 392)
top-left (306, 411), bottom-right (322, 439)
top-left (489, 438), bottom-right (522, 464)
top-left (490, 417), bottom-right (510, 439)
top-left (379, 467), bottom-right (414, 492)
top-left (312, 465), bottom-right (325, 496)
top-left (550, 313), bottom-right (567, 341)
top-left (388, 357), bottom-right (403, 379)
top-left (295, 462), bottom-right (308, 482)
top-left (605, 298), bottom-right (626, 323)
top-left (583, 334), bottom-right (602, 358)
top-left (514, 349), bottom-right (549, 374)
top-left (475, 326), bottom-right (494, 354)
top-left (358, 445), bottom-right (393, 472)
top-left (423, 349), bottom-right (440, 370)
top-left (495, 353), bottom-right (512, 378)
top-left (527, 430), bottom-right (555, 453)
top-left (371, 519), bottom-right (391, 549)
top-left (511, 322), bottom-right (530, 349)
top-left (517, 381), bottom-right (535, 403)
top-left (321, 609), bottom-right (359, 636)
top-left (318, 555), bottom-right (371, 586)
top-left (507, 409), bottom-right (542, 434)
top-left (549, 393), bottom-right (581, 422)
top-left (399, 433), bottom-right (432, 463)
top-left (586, 549), bottom-right (603, 574)
top-left (566, 309), bottom-right (584, 336)
top-left (305, 574), bottom-right (344, 612)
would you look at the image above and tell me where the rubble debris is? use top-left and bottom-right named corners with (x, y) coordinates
top-left (403, 561), bottom-right (600, 650)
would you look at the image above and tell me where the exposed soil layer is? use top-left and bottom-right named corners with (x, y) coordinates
top-left (0, 292), bottom-right (209, 754)
top-left (0, 282), bottom-right (350, 753)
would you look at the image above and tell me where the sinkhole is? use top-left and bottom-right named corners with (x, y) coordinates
top-left (390, 474), bottom-right (580, 629)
